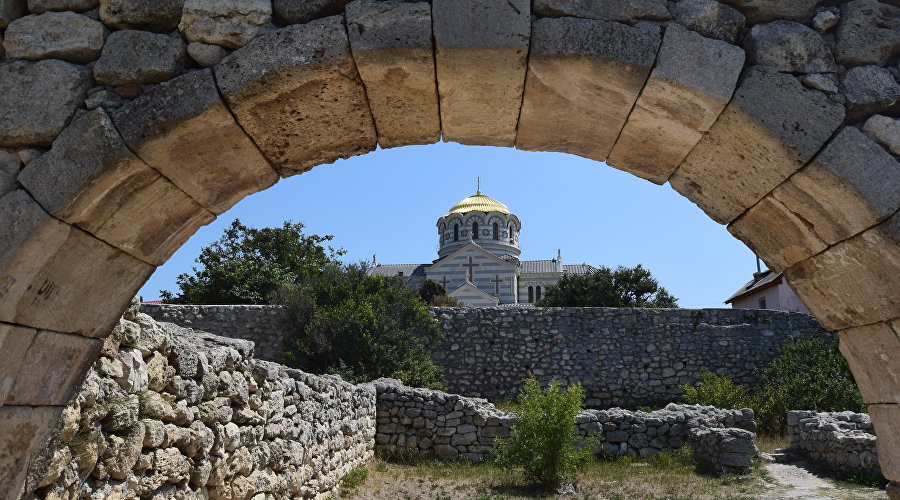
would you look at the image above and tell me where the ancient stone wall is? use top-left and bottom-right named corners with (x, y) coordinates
top-left (31, 304), bottom-right (376, 500)
top-left (373, 379), bottom-right (758, 474)
top-left (787, 410), bottom-right (881, 477)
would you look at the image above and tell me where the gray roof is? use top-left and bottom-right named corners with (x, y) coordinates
top-left (563, 264), bottom-right (598, 275)
top-left (519, 260), bottom-right (596, 274)
top-left (368, 264), bottom-right (427, 277)
top-left (725, 270), bottom-right (782, 303)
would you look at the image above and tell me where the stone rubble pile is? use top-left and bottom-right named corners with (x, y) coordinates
top-left (787, 410), bottom-right (881, 476)
top-left (32, 300), bottom-right (376, 500)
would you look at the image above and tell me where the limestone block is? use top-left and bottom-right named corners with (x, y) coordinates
top-left (179, 0), bottom-right (272, 49)
top-left (719, 0), bottom-right (821, 24)
top-left (839, 319), bottom-right (900, 405)
top-left (0, 323), bottom-right (36, 406)
top-left (0, 0), bottom-right (25, 29)
top-left (0, 190), bottom-right (154, 337)
top-left (841, 66), bottom-right (900, 124)
top-left (19, 109), bottom-right (215, 265)
top-left (744, 21), bottom-right (837, 74)
top-left (27, 0), bottom-right (98, 13)
top-left (517, 17), bottom-right (660, 162)
top-left (0, 60), bottom-right (92, 148)
top-left (93, 30), bottom-right (188, 86)
top-left (669, 67), bottom-right (845, 224)
top-left (215, 17), bottom-right (376, 176)
top-left (0, 406), bottom-right (65, 500)
top-left (3, 12), bottom-right (107, 63)
top-left (99, 0), bottom-right (185, 32)
top-left (870, 404), bottom-right (900, 482)
top-left (533, 0), bottom-right (670, 22)
top-left (114, 69), bottom-right (278, 213)
top-left (608, 24), bottom-right (743, 184)
top-left (672, 0), bottom-right (745, 44)
top-left (187, 42), bottom-right (226, 68)
top-left (729, 127), bottom-right (900, 270)
top-left (862, 115), bottom-right (900, 156)
top-left (784, 212), bottom-right (900, 330)
top-left (273, 0), bottom-right (350, 25)
top-left (836, 0), bottom-right (900, 67)
top-left (0, 150), bottom-right (20, 198)
top-left (345, 0), bottom-right (440, 148)
top-left (432, 0), bottom-right (530, 147)
top-left (6, 330), bottom-right (101, 405)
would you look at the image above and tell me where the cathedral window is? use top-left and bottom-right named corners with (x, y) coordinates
top-left (454, 224), bottom-right (459, 241)
top-left (509, 224), bottom-right (514, 243)
top-left (528, 286), bottom-right (534, 303)
top-left (472, 222), bottom-right (479, 239)
top-left (493, 223), bottom-right (499, 240)
top-left (536, 286), bottom-right (542, 302)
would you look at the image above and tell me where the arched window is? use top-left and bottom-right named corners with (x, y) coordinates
top-left (509, 224), bottom-right (514, 243)
top-left (536, 286), bottom-right (542, 302)
top-left (472, 221), bottom-right (479, 239)
top-left (528, 286), bottom-right (534, 303)
top-left (493, 223), bottom-right (499, 240)
top-left (454, 224), bottom-right (459, 241)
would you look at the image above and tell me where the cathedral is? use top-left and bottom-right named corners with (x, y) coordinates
top-left (368, 186), bottom-right (596, 306)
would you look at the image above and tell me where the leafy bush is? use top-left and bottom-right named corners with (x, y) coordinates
top-left (494, 377), bottom-right (595, 488)
top-left (419, 279), bottom-right (460, 306)
top-left (276, 262), bottom-right (446, 390)
top-left (680, 371), bottom-right (752, 411)
top-left (340, 466), bottom-right (369, 489)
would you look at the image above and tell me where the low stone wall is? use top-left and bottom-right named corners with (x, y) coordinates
top-left (32, 304), bottom-right (376, 500)
top-left (787, 410), bottom-right (881, 477)
top-left (373, 380), bottom-right (758, 474)
top-left (142, 304), bottom-right (831, 408)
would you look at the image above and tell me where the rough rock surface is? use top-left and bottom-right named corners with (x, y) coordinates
top-left (179, 0), bottom-right (272, 49)
top-left (744, 20), bottom-right (837, 73)
top-left (841, 65), bottom-right (900, 123)
top-left (186, 41), bottom-right (226, 67)
top-left (787, 411), bottom-right (880, 476)
top-left (533, 0), bottom-right (670, 22)
top-left (0, 60), bottom-right (92, 148)
top-left (98, 0), bottom-right (184, 32)
top-left (3, 11), bottom-right (106, 63)
top-left (672, 0), bottom-right (745, 44)
top-left (0, 149), bottom-right (20, 198)
top-left (0, 0), bottom-right (26, 28)
top-left (800, 73), bottom-right (838, 94)
top-left (719, 0), bottom-right (821, 24)
top-left (835, 0), bottom-right (900, 67)
top-left (862, 114), bottom-right (900, 156)
top-left (215, 16), bottom-right (376, 176)
top-left (839, 319), bottom-right (900, 405)
top-left (27, 0), bottom-right (97, 13)
top-left (812, 9), bottom-right (838, 33)
top-left (93, 30), bottom-right (188, 86)
top-left (273, 0), bottom-right (350, 25)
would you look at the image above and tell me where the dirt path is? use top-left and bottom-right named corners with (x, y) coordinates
top-left (761, 461), bottom-right (887, 500)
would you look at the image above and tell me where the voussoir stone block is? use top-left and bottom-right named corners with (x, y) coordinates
top-left (179, 0), bottom-right (272, 50)
top-left (839, 319), bottom-right (900, 405)
top-left (6, 329), bottom-right (101, 405)
top-left (19, 109), bottom-right (215, 265)
top-left (93, 30), bottom-right (188, 86)
top-left (215, 17), bottom-right (376, 176)
top-left (346, 0), bottom-right (439, 148)
top-left (836, 0), bottom-right (900, 67)
top-left (729, 127), bottom-right (900, 270)
top-left (3, 11), bottom-right (107, 63)
top-left (517, 17), bottom-right (660, 162)
top-left (27, 0), bottom-right (98, 13)
top-left (433, 0), bottom-right (530, 147)
top-left (719, 0), bottom-right (821, 24)
top-left (0, 406), bottom-right (65, 500)
top-left (0, 323), bottom-right (37, 407)
top-left (0, 0), bottom-right (25, 29)
top-left (672, 0), bottom-right (745, 44)
top-left (608, 24), bottom-right (743, 184)
top-left (0, 60), bottom-right (92, 148)
top-left (669, 67), bottom-right (845, 225)
top-left (870, 404), bottom-right (900, 482)
top-left (744, 20), bottom-right (837, 74)
top-left (785, 211), bottom-right (900, 331)
top-left (114, 69), bottom-right (277, 213)
top-left (533, 0), bottom-right (670, 22)
top-left (99, 0), bottom-right (185, 32)
top-left (0, 190), bottom-right (154, 337)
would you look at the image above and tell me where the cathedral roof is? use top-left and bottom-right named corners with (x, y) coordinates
top-left (446, 191), bottom-right (511, 215)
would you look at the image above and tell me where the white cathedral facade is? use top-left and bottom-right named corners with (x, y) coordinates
top-left (368, 189), bottom-right (596, 307)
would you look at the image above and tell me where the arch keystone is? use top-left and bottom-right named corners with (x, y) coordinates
top-left (215, 16), bottom-right (377, 177)
top-left (19, 109), bottom-right (215, 266)
top-left (346, 0), bottom-right (440, 148)
top-left (516, 17), bottom-right (660, 161)
top-left (433, 0), bottom-right (530, 147)
top-left (608, 24), bottom-right (744, 184)
top-left (669, 67), bottom-right (845, 224)
top-left (113, 69), bottom-right (277, 214)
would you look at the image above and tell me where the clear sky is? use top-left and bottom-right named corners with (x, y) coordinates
top-left (139, 142), bottom-right (759, 308)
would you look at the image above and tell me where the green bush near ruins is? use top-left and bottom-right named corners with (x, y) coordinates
top-left (537, 264), bottom-right (678, 308)
top-left (681, 335), bottom-right (865, 434)
top-left (495, 376), bottom-right (596, 488)
top-left (276, 262), bottom-right (447, 390)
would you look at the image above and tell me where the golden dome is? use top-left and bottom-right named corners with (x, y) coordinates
top-left (446, 191), bottom-right (511, 215)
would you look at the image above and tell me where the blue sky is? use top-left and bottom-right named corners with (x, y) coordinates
top-left (139, 142), bottom-right (758, 308)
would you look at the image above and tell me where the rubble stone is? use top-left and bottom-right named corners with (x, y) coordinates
top-left (179, 0), bottom-right (271, 49)
top-left (98, 0), bottom-right (184, 32)
top-left (533, 0), bottom-right (670, 22)
top-left (835, 0), bottom-right (900, 67)
top-left (744, 20), bottom-right (837, 73)
top-left (3, 12), bottom-right (106, 63)
top-left (93, 30), bottom-right (188, 86)
top-left (672, 0), bottom-right (745, 44)
top-left (841, 65), bottom-right (900, 123)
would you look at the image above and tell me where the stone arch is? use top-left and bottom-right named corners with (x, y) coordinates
top-left (0, 0), bottom-right (899, 497)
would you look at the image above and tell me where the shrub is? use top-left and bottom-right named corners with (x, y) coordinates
top-left (340, 466), bottom-right (369, 489)
top-left (494, 376), bottom-right (595, 488)
top-left (680, 370), bottom-right (752, 411)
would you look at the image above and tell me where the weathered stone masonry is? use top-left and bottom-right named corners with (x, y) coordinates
top-left (787, 410), bottom-right (881, 477)
top-left (143, 304), bottom-right (831, 408)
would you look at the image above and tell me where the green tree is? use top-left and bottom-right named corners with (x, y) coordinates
top-left (537, 264), bottom-right (678, 308)
top-left (160, 220), bottom-right (343, 304)
top-left (276, 262), bottom-right (446, 389)
top-left (418, 279), bottom-right (460, 306)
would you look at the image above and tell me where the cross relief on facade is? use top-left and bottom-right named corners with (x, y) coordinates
top-left (491, 274), bottom-right (504, 294)
top-left (461, 256), bottom-right (480, 282)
